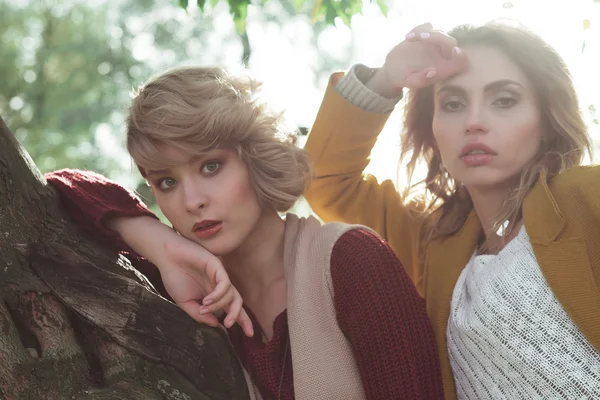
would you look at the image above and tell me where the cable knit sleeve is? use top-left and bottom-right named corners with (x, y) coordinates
top-left (330, 228), bottom-right (444, 400)
top-left (45, 168), bottom-right (158, 254)
top-left (45, 168), bottom-right (170, 298)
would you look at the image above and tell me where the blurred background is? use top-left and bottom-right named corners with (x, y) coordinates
top-left (1, 0), bottom-right (599, 218)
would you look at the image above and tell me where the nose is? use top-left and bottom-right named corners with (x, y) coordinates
top-left (465, 104), bottom-right (488, 135)
top-left (182, 181), bottom-right (209, 214)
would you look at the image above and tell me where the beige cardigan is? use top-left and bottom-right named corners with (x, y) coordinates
top-left (242, 214), bottom-right (367, 400)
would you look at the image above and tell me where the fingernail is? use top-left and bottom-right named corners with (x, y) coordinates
top-left (420, 32), bottom-right (430, 39)
top-left (405, 32), bottom-right (415, 39)
top-left (453, 46), bottom-right (461, 55)
top-left (199, 307), bottom-right (209, 315)
top-left (249, 327), bottom-right (254, 337)
top-left (203, 299), bottom-right (213, 306)
top-left (426, 70), bottom-right (437, 78)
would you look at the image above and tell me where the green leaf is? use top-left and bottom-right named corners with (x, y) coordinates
top-left (293, 0), bottom-right (308, 10)
top-left (198, 0), bottom-right (207, 11)
top-left (229, 0), bottom-right (249, 33)
top-left (210, 0), bottom-right (219, 7)
top-left (178, 0), bottom-right (189, 9)
top-left (375, 0), bottom-right (388, 15)
top-left (310, 0), bottom-right (323, 23)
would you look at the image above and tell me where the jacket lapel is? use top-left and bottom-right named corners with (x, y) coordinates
top-left (424, 211), bottom-right (482, 396)
top-left (524, 174), bottom-right (600, 352)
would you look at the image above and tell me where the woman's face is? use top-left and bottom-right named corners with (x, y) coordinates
top-left (432, 45), bottom-right (543, 191)
top-left (146, 146), bottom-right (263, 257)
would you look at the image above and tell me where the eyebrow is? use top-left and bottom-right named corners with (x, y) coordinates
top-left (145, 154), bottom-right (206, 177)
top-left (437, 79), bottom-right (525, 96)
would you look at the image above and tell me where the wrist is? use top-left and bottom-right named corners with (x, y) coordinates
top-left (110, 216), bottom-right (173, 269)
top-left (365, 69), bottom-right (403, 99)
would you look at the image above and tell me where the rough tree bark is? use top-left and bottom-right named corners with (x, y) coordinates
top-left (0, 117), bottom-right (250, 400)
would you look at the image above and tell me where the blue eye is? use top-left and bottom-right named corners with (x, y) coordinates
top-left (202, 161), bottom-right (221, 174)
top-left (158, 177), bottom-right (177, 191)
top-left (442, 100), bottom-right (465, 112)
top-left (494, 97), bottom-right (517, 108)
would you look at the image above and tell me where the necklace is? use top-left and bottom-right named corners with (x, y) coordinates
top-left (277, 335), bottom-right (290, 400)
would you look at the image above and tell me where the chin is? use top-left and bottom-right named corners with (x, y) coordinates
top-left (458, 171), bottom-right (517, 191)
top-left (198, 237), bottom-right (243, 257)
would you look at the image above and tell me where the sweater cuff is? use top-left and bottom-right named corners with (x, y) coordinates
top-left (335, 64), bottom-right (403, 114)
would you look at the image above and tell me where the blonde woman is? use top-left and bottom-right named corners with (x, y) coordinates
top-left (305, 22), bottom-right (600, 399)
top-left (47, 66), bottom-right (444, 399)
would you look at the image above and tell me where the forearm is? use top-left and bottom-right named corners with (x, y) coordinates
top-left (46, 169), bottom-right (157, 254)
top-left (107, 215), bottom-right (176, 271)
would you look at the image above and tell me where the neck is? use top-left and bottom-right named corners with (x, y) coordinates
top-left (467, 183), bottom-right (521, 252)
top-left (222, 209), bottom-right (286, 300)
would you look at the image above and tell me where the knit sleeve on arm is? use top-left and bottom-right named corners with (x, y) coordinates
top-left (45, 168), bottom-right (158, 254)
top-left (330, 228), bottom-right (444, 400)
top-left (335, 64), bottom-right (403, 113)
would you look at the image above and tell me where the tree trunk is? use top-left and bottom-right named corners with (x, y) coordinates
top-left (0, 117), bottom-right (250, 400)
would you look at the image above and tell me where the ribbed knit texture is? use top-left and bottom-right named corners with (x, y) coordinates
top-left (335, 64), bottom-right (402, 113)
top-left (304, 71), bottom-right (600, 399)
top-left (47, 168), bottom-right (444, 400)
top-left (448, 226), bottom-right (600, 399)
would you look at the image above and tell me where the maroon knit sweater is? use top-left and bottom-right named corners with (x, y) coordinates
top-left (46, 169), bottom-right (444, 400)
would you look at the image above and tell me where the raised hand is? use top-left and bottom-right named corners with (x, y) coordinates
top-left (110, 216), bottom-right (254, 337)
top-left (158, 235), bottom-right (254, 337)
top-left (367, 22), bottom-right (468, 97)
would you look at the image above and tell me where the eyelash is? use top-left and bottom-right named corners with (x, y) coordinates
top-left (154, 160), bottom-right (223, 192)
top-left (440, 94), bottom-right (518, 112)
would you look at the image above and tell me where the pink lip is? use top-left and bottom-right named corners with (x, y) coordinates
top-left (460, 143), bottom-right (497, 157)
top-left (192, 220), bottom-right (222, 239)
top-left (460, 143), bottom-right (497, 167)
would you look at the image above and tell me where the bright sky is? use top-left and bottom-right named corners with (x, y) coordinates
top-left (107, 0), bottom-right (600, 192)
top-left (250, 0), bottom-right (600, 186)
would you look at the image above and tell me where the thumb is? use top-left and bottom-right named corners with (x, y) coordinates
top-left (177, 300), bottom-right (220, 327)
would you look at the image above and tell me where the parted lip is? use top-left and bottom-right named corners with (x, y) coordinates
top-left (460, 143), bottom-right (497, 157)
top-left (192, 220), bottom-right (221, 231)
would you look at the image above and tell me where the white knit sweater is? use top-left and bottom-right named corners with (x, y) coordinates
top-left (447, 226), bottom-right (600, 399)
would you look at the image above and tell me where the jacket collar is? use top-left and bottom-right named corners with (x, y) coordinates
top-left (522, 170), bottom-right (566, 245)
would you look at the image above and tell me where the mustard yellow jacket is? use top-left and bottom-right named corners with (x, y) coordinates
top-left (304, 74), bottom-right (600, 399)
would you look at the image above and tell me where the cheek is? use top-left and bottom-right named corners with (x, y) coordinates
top-left (152, 190), bottom-right (185, 225)
top-left (506, 114), bottom-right (543, 161)
top-left (225, 168), bottom-right (261, 211)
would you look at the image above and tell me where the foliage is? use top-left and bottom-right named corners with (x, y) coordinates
top-left (178, 0), bottom-right (389, 34)
top-left (0, 0), bottom-right (220, 179)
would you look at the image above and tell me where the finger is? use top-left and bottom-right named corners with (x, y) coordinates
top-left (200, 257), bottom-right (230, 306)
top-left (237, 309), bottom-right (255, 338)
top-left (223, 294), bottom-right (255, 337)
top-left (404, 68), bottom-right (438, 89)
top-left (222, 292), bottom-right (243, 329)
top-left (200, 286), bottom-right (234, 314)
top-left (177, 300), bottom-right (220, 327)
top-left (418, 31), bottom-right (458, 59)
top-left (405, 22), bottom-right (433, 41)
top-left (0, 299), bottom-right (29, 379)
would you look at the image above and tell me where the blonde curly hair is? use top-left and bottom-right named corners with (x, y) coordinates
top-left (126, 66), bottom-right (311, 212)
